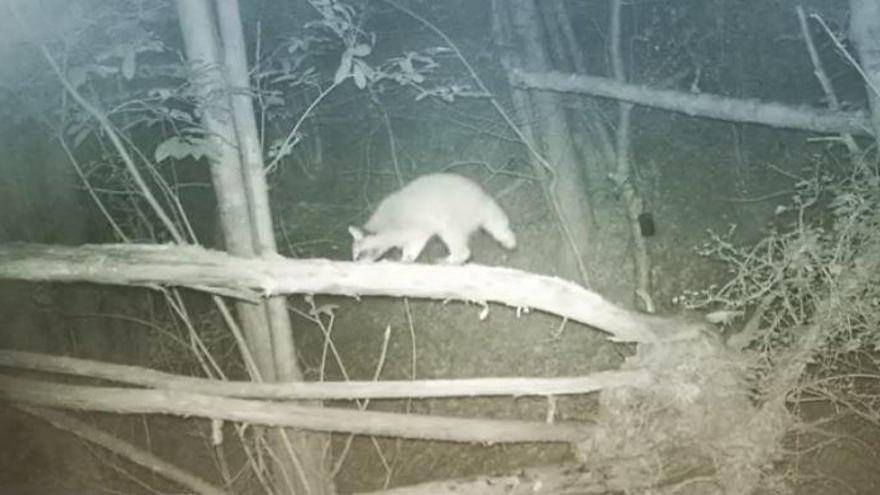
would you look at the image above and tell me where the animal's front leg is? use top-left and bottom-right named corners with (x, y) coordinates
top-left (437, 230), bottom-right (471, 265)
top-left (400, 234), bottom-right (431, 262)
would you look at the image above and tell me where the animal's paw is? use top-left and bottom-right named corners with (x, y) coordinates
top-left (439, 253), bottom-right (470, 265)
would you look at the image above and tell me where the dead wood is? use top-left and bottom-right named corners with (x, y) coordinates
top-left (512, 69), bottom-right (870, 136)
top-left (17, 406), bottom-right (228, 495)
top-left (0, 243), bottom-right (704, 343)
top-left (0, 375), bottom-right (593, 444)
top-left (0, 349), bottom-right (652, 400)
top-left (354, 464), bottom-right (614, 495)
top-left (353, 457), bottom-right (717, 495)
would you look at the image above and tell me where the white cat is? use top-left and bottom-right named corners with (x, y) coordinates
top-left (348, 173), bottom-right (516, 264)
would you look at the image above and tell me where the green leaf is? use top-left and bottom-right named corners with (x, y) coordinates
top-left (121, 48), bottom-right (136, 80)
top-left (154, 136), bottom-right (217, 162)
top-left (350, 43), bottom-right (371, 57)
top-left (333, 50), bottom-right (352, 85)
top-left (352, 60), bottom-right (366, 89)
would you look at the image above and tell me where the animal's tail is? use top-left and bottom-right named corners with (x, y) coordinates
top-left (483, 204), bottom-right (517, 249)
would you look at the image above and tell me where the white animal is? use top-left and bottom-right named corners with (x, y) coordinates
top-left (348, 173), bottom-right (516, 264)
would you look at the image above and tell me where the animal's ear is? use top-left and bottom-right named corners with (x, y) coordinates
top-left (348, 226), bottom-right (365, 241)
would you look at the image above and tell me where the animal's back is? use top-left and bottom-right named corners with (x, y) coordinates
top-left (365, 173), bottom-right (506, 234)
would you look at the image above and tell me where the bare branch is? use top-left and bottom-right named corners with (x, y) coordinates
top-left (18, 406), bottom-right (227, 495)
top-left (0, 349), bottom-right (652, 400)
top-left (0, 375), bottom-right (593, 444)
top-left (512, 69), bottom-right (871, 136)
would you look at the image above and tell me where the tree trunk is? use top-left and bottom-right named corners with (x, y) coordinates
top-left (608, 0), bottom-right (653, 312)
top-left (175, 0), bottom-right (276, 382)
top-left (536, 0), bottom-right (624, 234)
top-left (175, 1), bottom-right (334, 493)
top-left (213, 0), bottom-right (334, 492)
top-left (213, 0), bottom-right (301, 385)
top-left (493, 0), bottom-right (595, 286)
top-left (850, 0), bottom-right (880, 146)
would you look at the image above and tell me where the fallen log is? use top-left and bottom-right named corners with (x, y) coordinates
top-left (0, 243), bottom-right (703, 343)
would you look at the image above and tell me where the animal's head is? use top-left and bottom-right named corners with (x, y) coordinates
top-left (347, 226), bottom-right (388, 262)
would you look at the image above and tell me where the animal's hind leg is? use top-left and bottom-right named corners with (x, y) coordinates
top-left (437, 230), bottom-right (471, 264)
top-left (400, 234), bottom-right (431, 262)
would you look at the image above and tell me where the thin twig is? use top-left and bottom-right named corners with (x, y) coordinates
top-left (265, 79), bottom-right (345, 174)
top-left (18, 406), bottom-right (227, 495)
top-left (797, 7), bottom-right (859, 155)
top-left (56, 132), bottom-right (129, 241)
top-left (809, 13), bottom-right (880, 98)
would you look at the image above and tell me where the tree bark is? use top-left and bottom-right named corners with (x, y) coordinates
top-left (176, 2), bottom-right (333, 493)
top-left (214, 0), bottom-right (300, 383)
top-left (213, 2), bottom-right (334, 492)
top-left (850, 0), bottom-right (880, 146)
top-left (538, 0), bottom-right (617, 181)
top-left (0, 243), bottom-right (703, 343)
top-left (1, 375), bottom-right (594, 444)
top-left (0, 349), bottom-right (652, 400)
top-left (512, 69), bottom-right (871, 136)
top-left (608, 0), bottom-right (653, 312)
top-left (352, 464), bottom-right (627, 495)
top-left (175, 0), bottom-right (276, 382)
top-left (796, 6), bottom-right (860, 156)
top-left (353, 454), bottom-right (716, 495)
top-left (492, 0), bottom-right (594, 285)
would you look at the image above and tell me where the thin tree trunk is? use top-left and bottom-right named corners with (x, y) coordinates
top-left (213, 1), bottom-right (334, 492)
top-left (609, 0), bottom-right (653, 312)
top-left (213, 0), bottom-right (301, 384)
top-left (493, 0), bottom-right (594, 285)
top-left (175, 0), bottom-right (276, 383)
top-left (850, 0), bottom-right (880, 147)
top-left (539, 0), bottom-right (574, 71)
top-left (548, 0), bottom-right (588, 74)
top-left (176, 2), bottom-right (333, 493)
top-left (537, 0), bottom-right (615, 213)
